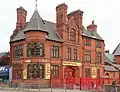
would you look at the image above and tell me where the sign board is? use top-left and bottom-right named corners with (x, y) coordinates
top-left (0, 66), bottom-right (9, 73)
top-left (26, 60), bottom-right (31, 62)
top-left (63, 61), bottom-right (81, 66)
top-left (23, 68), bottom-right (27, 79)
top-left (92, 67), bottom-right (97, 78)
top-left (45, 63), bottom-right (51, 79)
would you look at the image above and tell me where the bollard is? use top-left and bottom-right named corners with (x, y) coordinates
top-left (27, 84), bottom-right (30, 92)
top-left (51, 83), bottom-right (52, 92)
top-left (38, 84), bottom-right (40, 92)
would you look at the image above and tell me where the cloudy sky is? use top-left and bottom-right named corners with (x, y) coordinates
top-left (0, 0), bottom-right (120, 53)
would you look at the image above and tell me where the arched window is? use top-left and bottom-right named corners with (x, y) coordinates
top-left (70, 28), bottom-right (76, 41)
top-left (27, 43), bottom-right (44, 57)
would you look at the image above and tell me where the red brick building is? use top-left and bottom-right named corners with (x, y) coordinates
top-left (10, 3), bottom-right (105, 85)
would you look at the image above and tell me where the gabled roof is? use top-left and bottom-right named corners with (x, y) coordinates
top-left (104, 53), bottom-right (115, 63)
top-left (82, 26), bottom-right (103, 40)
top-left (24, 10), bottom-right (48, 33)
top-left (113, 43), bottom-right (120, 55)
top-left (104, 65), bottom-right (118, 72)
top-left (0, 52), bottom-right (9, 58)
top-left (10, 10), bottom-right (103, 42)
top-left (104, 53), bottom-right (119, 71)
top-left (10, 10), bottom-right (62, 43)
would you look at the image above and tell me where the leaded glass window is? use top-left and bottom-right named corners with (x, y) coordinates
top-left (13, 45), bottom-right (23, 58)
top-left (27, 43), bottom-right (44, 57)
top-left (13, 63), bottom-right (23, 79)
top-left (27, 63), bottom-right (44, 79)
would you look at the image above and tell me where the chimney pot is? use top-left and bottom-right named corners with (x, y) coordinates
top-left (105, 50), bottom-right (110, 53)
top-left (92, 20), bottom-right (94, 25)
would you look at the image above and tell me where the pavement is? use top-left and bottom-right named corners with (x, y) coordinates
top-left (0, 87), bottom-right (95, 92)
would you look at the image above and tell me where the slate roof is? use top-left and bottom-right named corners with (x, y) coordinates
top-left (10, 9), bottom-right (103, 42)
top-left (11, 10), bottom-right (62, 42)
top-left (0, 52), bottom-right (9, 58)
top-left (112, 64), bottom-right (120, 69)
top-left (104, 53), bottom-right (119, 71)
top-left (104, 53), bottom-right (115, 63)
top-left (0, 52), bottom-right (6, 58)
top-left (82, 26), bottom-right (103, 40)
top-left (113, 43), bottom-right (120, 55)
top-left (24, 10), bottom-right (48, 33)
top-left (104, 65), bottom-right (118, 72)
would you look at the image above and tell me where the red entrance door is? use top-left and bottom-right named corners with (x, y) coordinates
top-left (64, 68), bottom-right (75, 88)
top-left (64, 68), bottom-right (75, 78)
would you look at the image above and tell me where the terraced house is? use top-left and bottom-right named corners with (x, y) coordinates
top-left (10, 3), bottom-right (105, 85)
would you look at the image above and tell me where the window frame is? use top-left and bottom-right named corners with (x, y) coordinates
top-left (27, 63), bottom-right (44, 79)
top-left (84, 68), bottom-right (91, 78)
top-left (13, 63), bottom-right (23, 79)
top-left (69, 28), bottom-right (76, 41)
top-left (84, 51), bottom-right (91, 62)
top-left (13, 44), bottom-right (23, 58)
top-left (67, 48), bottom-right (71, 60)
top-left (96, 40), bottom-right (101, 48)
top-left (51, 65), bottom-right (59, 78)
top-left (85, 37), bottom-right (91, 46)
top-left (73, 48), bottom-right (77, 60)
top-left (51, 46), bottom-right (59, 58)
top-left (96, 52), bottom-right (101, 63)
top-left (27, 43), bottom-right (44, 57)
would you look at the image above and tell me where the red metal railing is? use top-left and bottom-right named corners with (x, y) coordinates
top-left (51, 77), bottom-right (119, 91)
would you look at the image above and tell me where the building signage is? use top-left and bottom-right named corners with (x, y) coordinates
top-left (45, 63), bottom-right (51, 79)
top-left (23, 68), bottom-right (27, 79)
top-left (63, 61), bottom-right (81, 66)
top-left (0, 66), bottom-right (9, 73)
top-left (92, 67), bottom-right (97, 78)
top-left (26, 60), bottom-right (31, 63)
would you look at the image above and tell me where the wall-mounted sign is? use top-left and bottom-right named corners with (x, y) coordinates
top-left (23, 68), bottom-right (27, 79)
top-left (26, 60), bottom-right (31, 63)
top-left (92, 67), bottom-right (97, 78)
top-left (0, 66), bottom-right (9, 73)
top-left (45, 63), bottom-right (51, 79)
top-left (63, 61), bottom-right (81, 66)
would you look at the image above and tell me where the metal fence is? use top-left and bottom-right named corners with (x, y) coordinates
top-left (0, 77), bottom-right (120, 92)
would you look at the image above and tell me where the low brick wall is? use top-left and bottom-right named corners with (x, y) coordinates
top-left (104, 84), bottom-right (120, 92)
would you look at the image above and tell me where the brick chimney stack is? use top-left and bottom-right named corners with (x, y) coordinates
top-left (16, 6), bottom-right (27, 30)
top-left (56, 3), bottom-right (68, 39)
top-left (105, 50), bottom-right (110, 53)
top-left (87, 20), bottom-right (97, 31)
top-left (10, 6), bottom-right (27, 40)
top-left (68, 9), bottom-right (83, 30)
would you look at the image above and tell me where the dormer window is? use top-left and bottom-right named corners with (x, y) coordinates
top-left (70, 28), bottom-right (76, 41)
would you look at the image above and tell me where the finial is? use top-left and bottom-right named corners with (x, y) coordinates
top-left (35, 0), bottom-right (38, 10)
